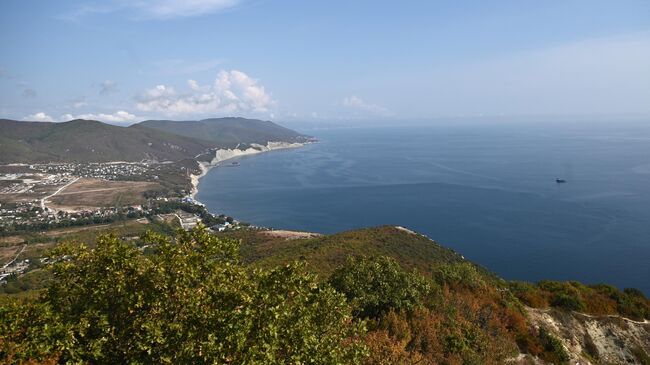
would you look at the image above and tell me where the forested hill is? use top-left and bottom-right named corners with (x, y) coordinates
top-left (1, 225), bottom-right (649, 364)
top-left (0, 119), bottom-right (214, 163)
top-left (137, 117), bottom-right (313, 148)
top-left (0, 117), bottom-right (309, 163)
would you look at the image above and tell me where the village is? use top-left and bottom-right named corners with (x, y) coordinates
top-left (1, 163), bottom-right (241, 233)
top-left (31, 161), bottom-right (150, 180)
top-left (0, 161), bottom-right (254, 286)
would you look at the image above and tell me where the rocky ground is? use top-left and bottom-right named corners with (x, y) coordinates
top-left (526, 307), bottom-right (650, 364)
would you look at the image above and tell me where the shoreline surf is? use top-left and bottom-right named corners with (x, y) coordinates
top-left (189, 141), bottom-right (310, 201)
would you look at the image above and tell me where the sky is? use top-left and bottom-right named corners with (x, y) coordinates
top-left (1, 0), bottom-right (649, 124)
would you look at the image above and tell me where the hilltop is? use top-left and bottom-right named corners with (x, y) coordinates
top-left (229, 226), bottom-right (471, 276)
top-left (221, 226), bottom-right (650, 364)
top-left (137, 117), bottom-right (313, 148)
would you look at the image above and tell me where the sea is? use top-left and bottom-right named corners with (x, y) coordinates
top-left (196, 121), bottom-right (650, 294)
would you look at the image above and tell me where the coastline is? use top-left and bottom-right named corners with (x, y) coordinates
top-left (188, 141), bottom-right (309, 201)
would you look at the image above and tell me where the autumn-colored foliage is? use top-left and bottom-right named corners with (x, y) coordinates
top-left (510, 280), bottom-right (650, 320)
top-left (2, 224), bottom-right (648, 364)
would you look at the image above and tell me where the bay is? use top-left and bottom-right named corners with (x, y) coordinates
top-left (197, 122), bottom-right (650, 293)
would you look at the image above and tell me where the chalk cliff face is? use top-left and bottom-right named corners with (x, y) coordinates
top-left (524, 307), bottom-right (650, 365)
top-left (209, 141), bottom-right (306, 165)
top-left (189, 141), bottom-right (308, 198)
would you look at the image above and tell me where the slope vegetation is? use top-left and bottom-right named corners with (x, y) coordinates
top-left (0, 119), bottom-right (215, 163)
top-left (1, 225), bottom-right (648, 364)
top-left (232, 226), bottom-right (471, 276)
top-left (223, 226), bottom-right (650, 364)
top-left (137, 117), bottom-right (312, 148)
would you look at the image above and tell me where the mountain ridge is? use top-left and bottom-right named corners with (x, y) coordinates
top-left (137, 117), bottom-right (313, 148)
top-left (0, 117), bottom-right (308, 163)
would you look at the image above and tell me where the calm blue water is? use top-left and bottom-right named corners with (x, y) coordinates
top-left (197, 122), bottom-right (650, 293)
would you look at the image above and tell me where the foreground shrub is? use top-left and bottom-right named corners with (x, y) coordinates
top-left (0, 225), bottom-right (367, 364)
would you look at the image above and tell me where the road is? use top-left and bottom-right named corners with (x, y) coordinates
top-left (54, 182), bottom-right (151, 196)
top-left (2, 244), bottom-right (26, 269)
top-left (41, 177), bottom-right (80, 211)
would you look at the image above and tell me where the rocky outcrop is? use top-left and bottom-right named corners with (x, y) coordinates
top-left (526, 307), bottom-right (650, 364)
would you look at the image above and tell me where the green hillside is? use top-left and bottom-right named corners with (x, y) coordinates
top-left (0, 119), bottom-right (216, 163)
top-left (230, 226), bottom-right (650, 318)
top-left (1, 224), bottom-right (649, 364)
top-left (229, 226), bottom-right (473, 277)
top-left (0, 118), bottom-right (311, 163)
top-left (137, 117), bottom-right (313, 148)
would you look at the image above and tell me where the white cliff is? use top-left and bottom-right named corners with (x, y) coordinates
top-left (189, 141), bottom-right (307, 198)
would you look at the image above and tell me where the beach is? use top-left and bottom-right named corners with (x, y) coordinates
top-left (189, 141), bottom-right (308, 199)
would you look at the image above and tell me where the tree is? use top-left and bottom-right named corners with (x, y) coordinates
top-left (328, 256), bottom-right (430, 319)
top-left (1, 225), bottom-right (367, 364)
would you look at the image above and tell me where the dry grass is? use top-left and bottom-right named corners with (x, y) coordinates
top-left (49, 178), bottom-right (159, 210)
top-left (0, 236), bottom-right (26, 245)
top-left (260, 230), bottom-right (322, 240)
top-left (0, 245), bottom-right (22, 265)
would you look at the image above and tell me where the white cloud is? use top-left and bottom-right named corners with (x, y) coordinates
top-left (24, 112), bottom-right (55, 122)
top-left (99, 80), bottom-right (118, 95)
top-left (342, 95), bottom-right (391, 116)
top-left (65, 0), bottom-right (243, 20)
top-left (133, 0), bottom-right (241, 19)
top-left (188, 79), bottom-right (200, 91)
top-left (62, 110), bottom-right (139, 123)
top-left (136, 69), bottom-right (274, 117)
top-left (24, 111), bottom-right (140, 123)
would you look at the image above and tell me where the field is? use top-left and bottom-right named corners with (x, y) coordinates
top-left (0, 218), bottom-right (179, 295)
top-left (0, 219), bottom-right (163, 264)
top-left (0, 244), bottom-right (23, 264)
top-left (48, 178), bottom-right (160, 210)
top-left (1, 217), bottom-right (177, 247)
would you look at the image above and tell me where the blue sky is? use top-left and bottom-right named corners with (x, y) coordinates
top-left (1, 0), bottom-right (649, 124)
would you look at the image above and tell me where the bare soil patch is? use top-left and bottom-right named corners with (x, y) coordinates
top-left (48, 178), bottom-right (159, 210)
top-left (0, 236), bottom-right (26, 246)
top-left (0, 245), bottom-right (22, 264)
top-left (261, 230), bottom-right (322, 240)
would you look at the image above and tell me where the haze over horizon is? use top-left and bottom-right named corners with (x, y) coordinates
top-left (1, 0), bottom-right (649, 124)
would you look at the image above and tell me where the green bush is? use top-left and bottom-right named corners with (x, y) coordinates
top-left (551, 293), bottom-right (585, 311)
top-left (538, 327), bottom-right (569, 364)
top-left (433, 262), bottom-right (486, 290)
top-left (538, 281), bottom-right (586, 311)
top-left (329, 256), bottom-right (431, 319)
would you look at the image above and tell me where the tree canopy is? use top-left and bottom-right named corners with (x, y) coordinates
top-left (329, 256), bottom-right (431, 319)
top-left (0, 225), bottom-right (367, 364)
